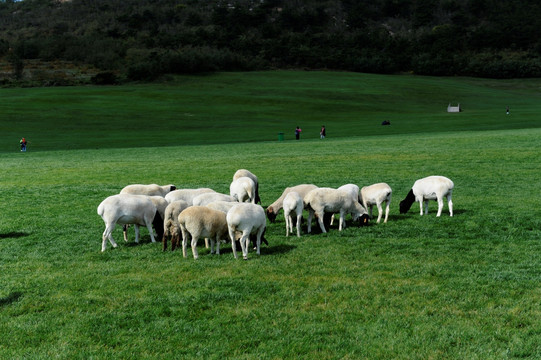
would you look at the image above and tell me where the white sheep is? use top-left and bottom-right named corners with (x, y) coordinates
top-left (230, 176), bottom-right (256, 203)
top-left (226, 203), bottom-right (267, 260)
top-left (330, 184), bottom-right (361, 225)
top-left (165, 188), bottom-right (216, 205)
top-left (233, 169), bottom-right (261, 204)
top-left (193, 192), bottom-right (237, 207)
top-left (205, 200), bottom-right (238, 214)
top-left (266, 184), bottom-right (318, 223)
top-left (162, 200), bottom-right (190, 251)
top-left (360, 183), bottom-right (392, 223)
top-left (178, 206), bottom-right (229, 259)
top-left (305, 187), bottom-right (369, 233)
top-left (122, 195), bottom-right (168, 242)
top-left (120, 183), bottom-right (176, 197)
top-left (97, 194), bottom-right (162, 252)
top-left (399, 176), bottom-right (454, 217)
top-left (283, 191), bottom-right (303, 237)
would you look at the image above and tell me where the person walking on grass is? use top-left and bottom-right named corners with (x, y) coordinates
top-left (20, 137), bottom-right (27, 152)
top-left (320, 125), bottom-right (326, 139)
top-left (295, 126), bottom-right (302, 140)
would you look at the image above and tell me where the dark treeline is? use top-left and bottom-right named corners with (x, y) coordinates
top-left (2, 0), bottom-right (541, 83)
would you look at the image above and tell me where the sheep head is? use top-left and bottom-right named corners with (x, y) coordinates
top-left (359, 214), bottom-right (370, 227)
top-left (399, 189), bottom-right (415, 214)
top-left (266, 207), bottom-right (277, 223)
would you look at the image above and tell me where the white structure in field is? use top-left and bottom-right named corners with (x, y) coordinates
top-left (447, 103), bottom-right (461, 112)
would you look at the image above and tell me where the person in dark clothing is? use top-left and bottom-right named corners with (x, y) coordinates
top-left (295, 126), bottom-right (302, 140)
top-left (320, 125), bottom-right (326, 139)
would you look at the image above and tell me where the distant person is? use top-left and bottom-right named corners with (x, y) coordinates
top-left (506, 106), bottom-right (510, 115)
top-left (320, 125), bottom-right (326, 139)
top-left (20, 137), bottom-right (27, 152)
top-left (295, 126), bottom-right (302, 140)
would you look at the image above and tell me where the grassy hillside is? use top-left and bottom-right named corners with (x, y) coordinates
top-left (1, 72), bottom-right (540, 359)
top-left (2, 71), bottom-right (541, 152)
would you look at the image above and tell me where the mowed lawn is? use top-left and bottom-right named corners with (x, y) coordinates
top-left (1, 72), bottom-right (541, 359)
top-left (2, 71), bottom-right (541, 152)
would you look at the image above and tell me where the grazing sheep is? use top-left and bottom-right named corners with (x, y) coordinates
top-left (330, 184), bottom-right (361, 225)
top-left (399, 176), bottom-right (454, 217)
top-left (305, 187), bottom-right (369, 233)
top-left (97, 194), bottom-right (162, 252)
top-left (283, 191), bottom-right (303, 237)
top-left (162, 200), bottom-right (190, 251)
top-left (120, 184), bottom-right (176, 197)
top-left (165, 188), bottom-right (216, 205)
top-left (230, 176), bottom-right (256, 203)
top-left (226, 203), bottom-right (267, 260)
top-left (123, 195), bottom-right (168, 242)
top-left (266, 184), bottom-right (318, 223)
top-left (193, 192), bottom-right (237, 207)
top-left (178, 206), bottom-right (229, 259)
top-left (233, 169), bottom-right (261, 204)
top-left (360, 183), bottom-right (392, 223)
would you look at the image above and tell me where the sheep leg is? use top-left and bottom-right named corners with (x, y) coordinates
top-left (338, 210), bottom-right (346, 231)
top-left (239, 231), bottom-right (250, 260)
top-left (171, 233), bottom-right (177, 251)
top-left (123, 224), bottom-right (129, 242)
top-left (191, 234), bottom-right (200, 259)
top-left (436, 197), bottom-right (444, 217)
top-left (296, 214), bottom-right (302, 237)
top-left (204, 238), bottom-right (210, 249)
top-left (145, 222), bottom-right (156, 243)
top-left (215, 236), bottom-right (221, 255)
top-left (229, 228), bottom-right (238, 259)
top-left (447, 195), bottom-right (453, 217)
top-left (307, 210), bottom-right (314, 233)
top-left (102, 223), bottom-right (118, 252)
top-left (256, 228), bottom-right (264, 255)
top-left (317, 212), bottom-right (327, 233)
top-left (330, 214), bottom-right (335, 225)
top-left (376, 203), bottom-right (383, 223)
top-left (384, 201), bottom-right (390, 223)
top-left (285, 211), bottom-right (290, 237)
top-left (162, 233), bottom-right (168, 251)
top-left (180, 226), bottom-right (189, 258)
top-left (134, 224), bottom-right (140, 243)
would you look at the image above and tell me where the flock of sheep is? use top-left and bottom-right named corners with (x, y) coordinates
top-left (97, 169), bottom-right (454, 259)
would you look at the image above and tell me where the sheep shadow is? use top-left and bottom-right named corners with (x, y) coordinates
top-left (208, 242), bottom-right (296, 257)
top-left (0, 292), bottom-right (23, 307)
top-left (0, 232), bottom-right (29, 239)
top-left (392, 208), bottom-right (468, 220)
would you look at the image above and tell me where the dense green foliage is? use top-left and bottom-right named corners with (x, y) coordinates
top-left (1, 72), bottom-right (541, 358)
top-left (2, 0), bottom-right (541, 84)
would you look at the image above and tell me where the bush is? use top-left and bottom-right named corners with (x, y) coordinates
top-left (91, 71), bottom-right (119, 85)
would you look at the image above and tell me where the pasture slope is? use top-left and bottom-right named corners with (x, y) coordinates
top-left (1, 72), bottom-right (541, 359)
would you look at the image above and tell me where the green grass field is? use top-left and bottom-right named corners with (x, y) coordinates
top-left (1, 72), bottom-right (541, 359)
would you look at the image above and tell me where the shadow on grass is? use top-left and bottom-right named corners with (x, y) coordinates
top-left (0, 232), bottom-right (29, 239)
top-left (0, 292), bottom-right (23, 307)
top-left (389, 208), bottom-right (469, 221)
top-left (204, 242), bottom-right (297, 257)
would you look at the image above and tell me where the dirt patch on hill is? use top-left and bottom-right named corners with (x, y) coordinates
top-left (0, 59), bottom-right (102, 87)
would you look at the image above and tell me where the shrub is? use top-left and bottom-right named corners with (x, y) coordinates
top-left (90, 71), bottom-right (119, 85)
